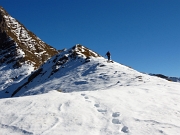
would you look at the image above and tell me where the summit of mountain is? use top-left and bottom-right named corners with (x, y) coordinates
top-left (8, 44), bottom-right (102, 97)
top-left (0, 6), bottom-right (58, 97)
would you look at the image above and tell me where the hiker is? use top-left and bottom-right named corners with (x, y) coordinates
top-left (106, 51), bottom-right (111, 61)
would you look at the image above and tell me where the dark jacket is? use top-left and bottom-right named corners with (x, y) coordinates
top-left (106, 51), bottom-right (110, 57)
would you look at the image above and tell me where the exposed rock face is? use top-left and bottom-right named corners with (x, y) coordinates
top-left (10, 44), bottom-right (102, 97)
top-left (0, 6), bottom-right (58, 69)
top-left (0, 6), bottom-right (58, 97)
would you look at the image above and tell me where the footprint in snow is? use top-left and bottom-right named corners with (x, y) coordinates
top-left (94, 104), bottom-right (107, 113)
top-left (94, 104), bottom-right (100, 108)
top-left (121, 126), bottom-right (129, 133)
top-left (81, 94), bottom-right (88, 99)
top-left (81, 94), bottom-right (91, 102)
top-left (112, 119), bottom-right (121, 124)
top-left (112, 112), bottom-right (121, 117)
top-left (112, 112), bottom-right (121, 124)
top-left (81, 93), bottom-right (86, 96)
top-left (97, 109), bottom-right (107, 113)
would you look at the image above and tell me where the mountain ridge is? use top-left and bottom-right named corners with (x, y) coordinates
top-left (10, 44), bottom-right (102, 97)
top-left (0, 6), bottom-right (58, 97)
top-left (8, 44), bottom-right (172, 98)
top-left (0, 6), bottom-right (58, 69)
top-left (149, 73), bottom-right (180, 82)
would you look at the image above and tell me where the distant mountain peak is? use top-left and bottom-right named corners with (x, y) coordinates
top-left (149, 73), bottom-right (180, 82)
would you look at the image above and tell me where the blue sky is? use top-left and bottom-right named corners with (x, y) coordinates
top-left (1, 0), bottom-right (180, 77)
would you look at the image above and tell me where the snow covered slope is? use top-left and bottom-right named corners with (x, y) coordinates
top-left (0, 6), bottom-right (58, 97)
top-left (8, 44), bottom-right (144, 97)
top-left (10, 44), bottom-right (180, 98)
top-left (0, 44), bottom-right (180, 134)
top-left (0, 66), bottom-right (180, 134)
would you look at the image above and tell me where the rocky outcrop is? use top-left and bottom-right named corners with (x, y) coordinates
top-left (0, 6), bottom-right (58, 69)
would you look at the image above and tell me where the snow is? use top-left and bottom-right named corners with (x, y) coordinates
top-left (0, 84), bottom-right (180, 135)
top-left (0, 63), bottom-right (34, 98)
top-left (16, 48), bottom-right (25, 59)
top-left (12, 54), bottom-right (174, 97)
top-left (0, 54), bottom-right (180, 134)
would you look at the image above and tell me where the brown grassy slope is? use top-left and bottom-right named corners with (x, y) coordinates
top-left (0, 6), bottom-right (58, 69)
